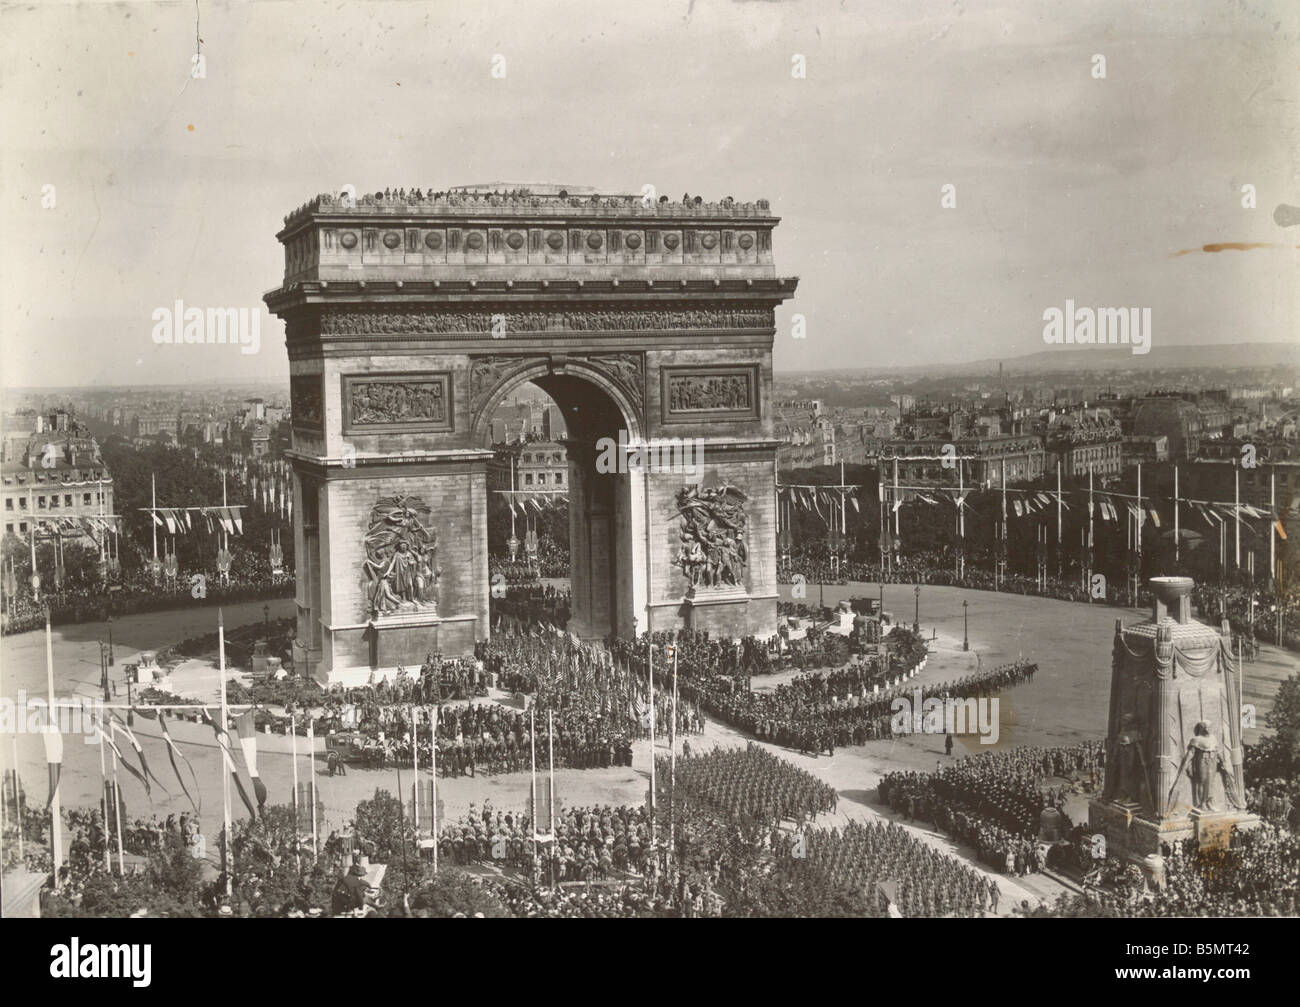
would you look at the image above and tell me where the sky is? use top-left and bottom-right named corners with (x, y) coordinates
top-left (1, 0), bottom-right (1297, 388)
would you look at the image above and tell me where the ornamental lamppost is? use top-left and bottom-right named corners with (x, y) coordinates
top-left (913, 584), bottom-right (920, 634)
top-left (962, 599), bottom-right (969, 652)
top-left (100, 640), bottom-right (110, 702)
top-left (106, 614), bottom-right (114, 666)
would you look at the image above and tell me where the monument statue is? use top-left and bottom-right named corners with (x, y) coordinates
top-left (674, 483), bottom-right (748, 589)
top-left (1168, 721), bottom-right (1243, 814)
top-left (1090, 576), bottom-right (1257, 865)
top-left (362, 495), bottom-right (439, 618)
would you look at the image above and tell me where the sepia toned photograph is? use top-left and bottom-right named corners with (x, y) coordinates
top-left (1, 0), bottom-right (1297, 956)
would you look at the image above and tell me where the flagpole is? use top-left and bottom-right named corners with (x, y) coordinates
top-left (289, 713), bottom-right (300, 870)
top-left (28, 486), bottom-right (37, 600)
top-left (1137, 463), bottom-right (1143, 603)
top-left (411, 707), bottom-right (420, 836)
top-left (1000, 459), bottom-right (1007, 590)
top-left (959, 460), bottom-right (966, 579)
top-left (431, 705), bottom-right (438, 875)
top-left (1270, 468), bottom-right (1276, 585)
top-left (218, 609), bottom-right (233, 898)
top-left (11, 734), bottom-right (23, 862)
top-left (1056, 460), bottom-right (1062, 578)
top-left (669, 646), bottom-right (678, 866)
top-left (1235, 462), bottom-right (1241, 569)
top-left (529, 706), bottom-right (537, 889)
top-left (893, 457), bottom-right (900, 545)
top-left (110, 735), bottom-right (125, 874)
top-left (1088, 468), bottom-right (1095, 601)
top-left (1174, 465), bottom-right (1180, 564)
top-left (45, 613), bottom-right (62, 886)
top-left (151, 473), bottom-right (158, 582)
top-left (547, 709), bottom-right (555, 841)
top-left (97, 724), bottom-right (109, 870)
top-left (307, 716), bottom-right (318, 856)
top-left (648, 640), bottom-right (656, 849)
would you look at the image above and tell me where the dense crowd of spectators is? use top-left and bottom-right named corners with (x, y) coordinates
top-left (1032, 822), bottom-right (1299, 917)
top-left (778, 546), bottom-right (1300, 652)
top-left (437, 803), bottom-right (654, 880)
top-left (2, 566), bottom-right (292, 635)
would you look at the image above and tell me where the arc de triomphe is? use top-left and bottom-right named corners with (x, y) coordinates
top-left (265, 185), bottom-right (798, 685)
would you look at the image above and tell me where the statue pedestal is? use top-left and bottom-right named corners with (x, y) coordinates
top-left (1088, 799), bottom-right (1260, 862)
top-left (682, 585), bottom-right (759, 638)
top-left (316, 611), bottom-right (477, 687)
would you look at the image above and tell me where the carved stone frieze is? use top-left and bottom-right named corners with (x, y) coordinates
top-left (318, 305), bottom-right (774, 336)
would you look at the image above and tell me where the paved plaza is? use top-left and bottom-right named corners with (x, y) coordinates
top-left (4, 582), bottom-right (1293, 913)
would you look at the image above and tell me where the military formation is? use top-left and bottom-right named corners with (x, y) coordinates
top-left (879, 741), bottom-right (1105, 876)
top-left (778, 818), bottom-right (1001, 917)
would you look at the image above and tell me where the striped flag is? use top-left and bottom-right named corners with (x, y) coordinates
top-left (133, 708), bottom-right (200, 813)
top-left (42, 723), bottom-right (63, 811)
top-left (100, 718), bottom-right (151, 794)
top-left (233, 710), bottom-right (267, 810)
top-left (113, 713), bottom-right (169, 798)
top-left (201, 709), bottom-right (258, 819)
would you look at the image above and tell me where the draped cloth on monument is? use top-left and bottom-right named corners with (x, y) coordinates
top-left (1107, 624), bottom-right (1244, 820)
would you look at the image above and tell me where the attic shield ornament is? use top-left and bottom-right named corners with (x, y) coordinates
top-left (363, 495), bottom-right (439, 619)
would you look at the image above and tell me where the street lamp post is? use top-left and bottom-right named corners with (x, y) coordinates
top-left (913, 585), bottom-right (920, 635)
top-left (100, 640), bottom-right (110, 701)
top-left (107, 615), bottom-right (114, 666)
top-left (878, 582), bottom-right (884, 620)
top-left (962, 600), bottom-right (969, 652)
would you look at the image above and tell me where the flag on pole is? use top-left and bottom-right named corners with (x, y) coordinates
top-left (113, 713), bottom-right (169, 797)
top-left (201, 709), bottom-right (258, 819)
top-left (233, 710), bottom-right (267, 810)
top-left (100, 718), bottom-right (151, 794)
top-left (133, 709), bottom-right (200, 813)
top-left (42, 722), bottom-right (63, 811)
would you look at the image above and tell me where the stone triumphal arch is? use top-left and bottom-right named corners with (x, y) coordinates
top-left (266, 185), bottom-right (798, 684)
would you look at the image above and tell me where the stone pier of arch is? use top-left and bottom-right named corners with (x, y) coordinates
top-left (265, 186), bottom-right (798, 685)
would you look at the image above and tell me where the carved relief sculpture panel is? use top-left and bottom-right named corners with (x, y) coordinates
top-left (662, 365), bottom-right (760, 423)
top-left (342, 372), bottom-right (453, 434)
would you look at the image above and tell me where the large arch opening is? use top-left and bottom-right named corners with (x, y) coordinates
top-left (477, 364), bottom-right (644, 640)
